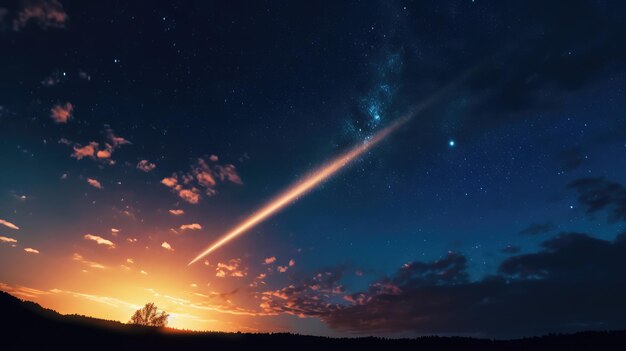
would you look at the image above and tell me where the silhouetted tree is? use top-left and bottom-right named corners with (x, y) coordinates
top-left (129, 303), bottom-right (169, 327)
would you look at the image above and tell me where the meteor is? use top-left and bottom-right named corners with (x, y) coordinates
top-left (189, 71), bottom-right (473, 266)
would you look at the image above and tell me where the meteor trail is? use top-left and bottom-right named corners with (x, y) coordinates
top-left (189, 72), bottom-right (473, 266)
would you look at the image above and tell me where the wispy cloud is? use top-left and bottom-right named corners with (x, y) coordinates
top-left (180, 223), bottom-right (202, 231)
top-left (264, 256), bottom-right (276, 264)
top-left (0, 219), bottom-right (19, 230)
top-left (161, 242), bottom-right (174, 251)
top-left (83, 234), bottom-right (115, 248)
top-left (0, 282), bottom-right (50, 299)
top-left (87, 178), bottom-right (103, 189)
top-left (161, 177), bottom-right (178, 187)
top-left (13, 0), bottom-right (69, 31)
top-left (0, 236), bottom-right (17, 243)
top-left (137, 160), bottom-right (156, 172)
top-left (72, 253), bottom-right (105, 269)
top-left (50, 102), bottom-right (73, 123)
top-left (24, 248), bottom-right (39, 254)
top-left (50, 288), bottom-right (141, 310)
top-left (169, 209), bottom-right (184, 216)
top-left (277, 266), bottom-right (288, 273)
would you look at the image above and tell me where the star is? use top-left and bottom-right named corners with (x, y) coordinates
top-left (448, 140), bottom-right (456, 147)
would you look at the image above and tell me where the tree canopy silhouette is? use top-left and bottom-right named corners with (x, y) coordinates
top-left (129, 303), bottom-right (169, 327)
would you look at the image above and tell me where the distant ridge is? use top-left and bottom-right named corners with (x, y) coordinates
top-left (1, 290), bottom-right (625, 351)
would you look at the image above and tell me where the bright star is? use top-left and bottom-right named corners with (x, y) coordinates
top-left (449, 140), bottom-right (455, 147)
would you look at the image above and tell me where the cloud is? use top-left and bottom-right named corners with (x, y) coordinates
top-left (264, 256), bottom-right (277, 264)
top-left (96, 148), bottom-right (111, 159)
top-left (65, 128), bottom-right (129, 164)
top-left (71, 142), bottom-right (98, 160)
top-left (180, 223), bottom-right (201, 231)
top-left (519, 222), bottom-right (555, 236)
top-left (140, 270), bottom-right (148, 275)
top-left (161, 242), bottom-right (173, 251)
top-left (49, 288), bottom-right (141, 310)
top-left (24, 248), bottom-right (39, 254)
top-left (83, 234), bottom-right (115, 248)
top-left (215, 258), bottom-right (247, 278)
top-left (169, 209), bottom-right (184, 216)
top-left (277, 266), bottom-right (288, 273)
top-left (86, 178), bottom-right (103, 189)
top-left (0, 283), bottom-right (50, 299)
top-left (161, 176), bottom-right (178, 187)
top-left (106, 127), bottom-right (131, 148)
top-left (0, 236), bottom-right (17, 243)
top-left (161, 156), bottom-right (243, 204)
top-left (569, 178), bottom-right (626, 222)
top-left (289, 259), bottom-right (295, 267)
top-left (126, 258), bottom-right (134, 264)
top-left (50, 102), bottom-right (73, 123)
top-left (178, 188), bottom-right (200, 204)
top-left (0, 219), bottom-right (19, 230)
top-left (13, 0), bottom-right (68, 31)
top-left (137, 160), bottom-right (156, 172)
top-left (72, 253), bottom-right (105, 269)
top-left (261, 233), bottom-right (626, 337)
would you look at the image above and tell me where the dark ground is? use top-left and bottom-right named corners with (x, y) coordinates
top-left (2, 291), bottom-right (625, 351)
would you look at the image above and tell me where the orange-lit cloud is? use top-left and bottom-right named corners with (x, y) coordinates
top-left (96, 148), bottom-right (112, 159)
top-left (0, 283), bottom-right (50, 299)
top-left (277, 266), bottom-right (288, 273)
top-left (162, 156), bottom-right (242, 204)
top-left (50, 102), bottom-right (73, 123)
top-left (24, 248), bottom-right (39, 254)
top-left (13, 0), bottom-right (69, 31)
top-left (161, 176), bottom-right (178, 187)
top-left (72, 142), bottom-right (98, 160)
top-left (106, 128), bottom-right (131, 148)
top-left (289, 259), bottom-right (295, 267)
top-left (161, 242), bottom-right (174, 251)
top-left (87, 178), bottom-right (103, 189)
top-left (126, 258), bottom-right (134, 264)
top-left (169, 209), bottom-right (184, 216)
top-left (72, 253), bottom-right (105, 269)
top-left (0, 236), bottom-right (17, 243)
top-left (215, 259), bottom-right (247, 278)
top-left (0, 219), bottom-right (20, 230)
top-left (137, 159), bottom-right (156, 172)
top-left (83, 234), bottom-right (115, 248)
top-left (178, 188), bottom-right (200, 204)
top-left (264, 256), bottom-right (276, 264)
top-left (180, 223), bottom-right (202, 231)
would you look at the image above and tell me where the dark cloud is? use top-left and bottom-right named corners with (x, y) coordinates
top-left (569, 178), bottom-right (626, 222)
top-left (518, 222), bottom-right (555, 236)
top-left (265, 233), bottom-right (626, 337)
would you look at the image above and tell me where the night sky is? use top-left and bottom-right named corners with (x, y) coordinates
top-left (1, 0), bottom-right (626, 338)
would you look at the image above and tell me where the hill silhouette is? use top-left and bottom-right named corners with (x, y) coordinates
top-left (2, 291), bottom-right (625, 351)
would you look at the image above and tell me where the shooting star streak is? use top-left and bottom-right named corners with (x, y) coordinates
top-left (189, 72), bottom-right (473, 266)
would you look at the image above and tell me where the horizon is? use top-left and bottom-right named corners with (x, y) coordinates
top-left (1, 0), bottom-right (626, 339)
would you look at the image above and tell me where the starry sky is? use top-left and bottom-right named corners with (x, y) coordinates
top-left (1, 0), bottom-right (626, 338)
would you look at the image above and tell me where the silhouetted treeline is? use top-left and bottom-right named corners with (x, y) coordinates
top-left (2, 291), bottom-right (625, 351)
